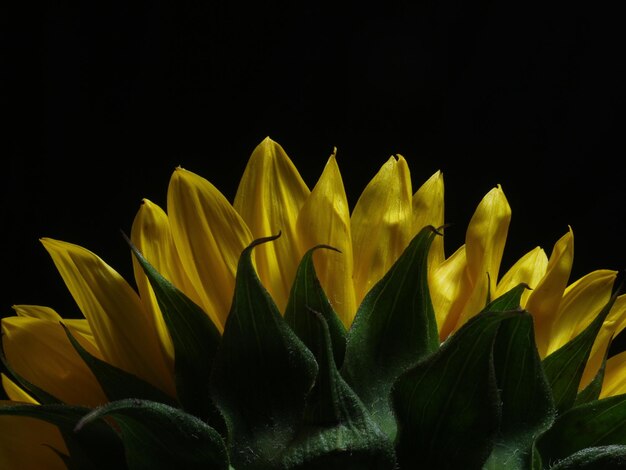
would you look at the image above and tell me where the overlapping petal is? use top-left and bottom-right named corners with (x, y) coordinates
top-left (167, 167), bottom-right (253, 329)
top-left (295, 150), bottom-right (356, 326)
top-left (430, 246), bottom-right (467, 338)
top-left (2, 375), bottom-right (37, 404)
top-left (351, 155), bottom-right (413, 305)
top-left (581, 294), bottom-right (626, 389)
top-left (1, 317), bottom-right (106, 407)
top-left (546, 269), bottom-right (617, 356)
top-left (0, 407), bottom-right (67, 470)
top-left (233, 137), bottom-right (310, 312)
top-left (525, 228), bottom-right (574, 356)
top-left (40, 238), bottom-right (174, 396)
top-left (601, 345), bottom-right (626, 398)
top-left (12, 305), bottom-right (96, 347)
top-left (495, 246), bottom-right (548, 305)
top-left (439, 186), bottom-right (511, 338)
top-left (131, 198), bottom-right (204, 364)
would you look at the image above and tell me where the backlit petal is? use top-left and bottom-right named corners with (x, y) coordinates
top-left (412, 170), bottom-right (445, 267)
top-left (1, 317), bottom-right (106, 407)
top-left (525, 228), bottom-right (574, 356)
top-left (295, 151), bottom-right (356, 325)
top-left (2, 374), bottom-right (37, 404)
top-left (12, 305), bottom-right (96, 348)
top-left (581, 294), bottom-right (626, 390)
top-left (233, 137), bottom-right (310, 312)
top-left (430, 246), bottom-right (467, 340)
top-left (607, 294), bottom-right (626, 342)
top-left (546, 269), bottom-right (617, 356)
top-left (0, 405), bottom-right (67, 470)
top-left (601, 349), bottom-right (626, 398)
top-left (131, 198), bottom-right (205, 363)
top-left (446, 186), bottom-right (511, 333)
top-left (351, 155), bottom-right (413, 304)
top-left (496, 246), bottom-right (548, 306)
top-left (40, 238), bottom-right (173, 395)
top-left (168, 167), bottom-right (253, 329)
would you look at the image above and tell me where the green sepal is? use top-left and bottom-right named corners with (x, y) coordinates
top-left (60, 323), bottom-right (177, 406)
top-left (542, 293), bottom-right (618, 414)
top-left (281, 311), bottom-right (396, 469)
top-left (284, 245), bottom-right (347, 368)
top-left (0, 345), bottom-right (61, 404)
top-left (575, 340), bottom-right (611, 406)
top-left (484, 282), bottom-right (529, 312)
top-left (536, 393), bottom-right (626, 465)
top-left (209, 235), bottom-right (318, 469)
top-left (341, 226), bottom-right (439, 440)
top-left (0, 403), bottom-right (125, 469)
top-left (484, 312), bottom-right (556, 468)
top-left (548, 445), bottom-right (626, 469)
top-left (126, 234), bottom-right (222, 423)
top-left (76, 398), bottom-right (229, 470)
top-left (393, 311), bottom-right (512, 469)
top-left (531, 445), bottom-right (543, 470)
top-left (479, 284), bottom-right (556, 468)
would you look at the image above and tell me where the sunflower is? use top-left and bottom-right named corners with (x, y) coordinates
top-left (2, 137), bottom-right (625, 469)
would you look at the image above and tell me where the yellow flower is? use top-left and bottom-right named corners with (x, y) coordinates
top-left (2, 137), bottom-right (625, 468)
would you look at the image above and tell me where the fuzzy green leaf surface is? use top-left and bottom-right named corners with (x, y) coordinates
top-left (480, 284), bottom-right (556, 468)
top-left (281, 310), bottom-right (395, 469)
top-left (209, 235), bottom-right (318, 469)
top-left (485, 312), bottom-right (556, 468)
top-left (341, 226), bottom-right (439, 440)
top-left (284, 245), bottom-right (347, 367)
top-left (76, 399), bottom-right (229, 470)
top-left (393, 311), bottom-right (512, 469)
top-left (548, 445), bottom-right (626, 469)
top-left (537, 393), bottom-right (626, 465)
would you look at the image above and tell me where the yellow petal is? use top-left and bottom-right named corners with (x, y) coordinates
top-left (447, 186), bottom-right (512, 333)
top-left (1, 317), bottom-right (107, 407)
top-left (608, 294), bottom-right (626, 341)
top-left (12, 305), bottom-right (97, 348)
top-left (131, 198), bottom-right (206, 364)
top-left (546, 269), bottom-right (617, 356)
top-left (12, 304), bottom-right (59, 321)
top-left (2, 374), bottom-right (37, 404)
top-left (581, 294), bottom-right (626, 390)
top-left (351, 155), bottom-right (413, 305)
top-left (601, 349), bottom-right (626, 398)
top-left (525, 228), bottom-right (574, 356)
top-left (496, 246), bottom-right (548, 306)
top-left (430, 246), bottom-right (468, 340)
top-left (412, 170), bottom-right (445, 267)
top-left (168, 167), bottom-right (253, 329)
top-left (295, 151), bottom-right (356, 326)
top-left (0, 405), bottom-right (67, 470)
top-left (233, 137), bottom-right (310, 312)
top-left (40, 238), bottom-right (174, 396)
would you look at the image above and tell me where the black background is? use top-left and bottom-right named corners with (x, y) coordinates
top-left (3, 2), bottom-right (625, 393)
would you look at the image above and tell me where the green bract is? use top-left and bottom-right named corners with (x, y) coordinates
top-left (1, 226), bottom-right (624, 469)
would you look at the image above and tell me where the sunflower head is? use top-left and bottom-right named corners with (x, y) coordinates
top-left (1, 137), bottom-right (626, 469)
